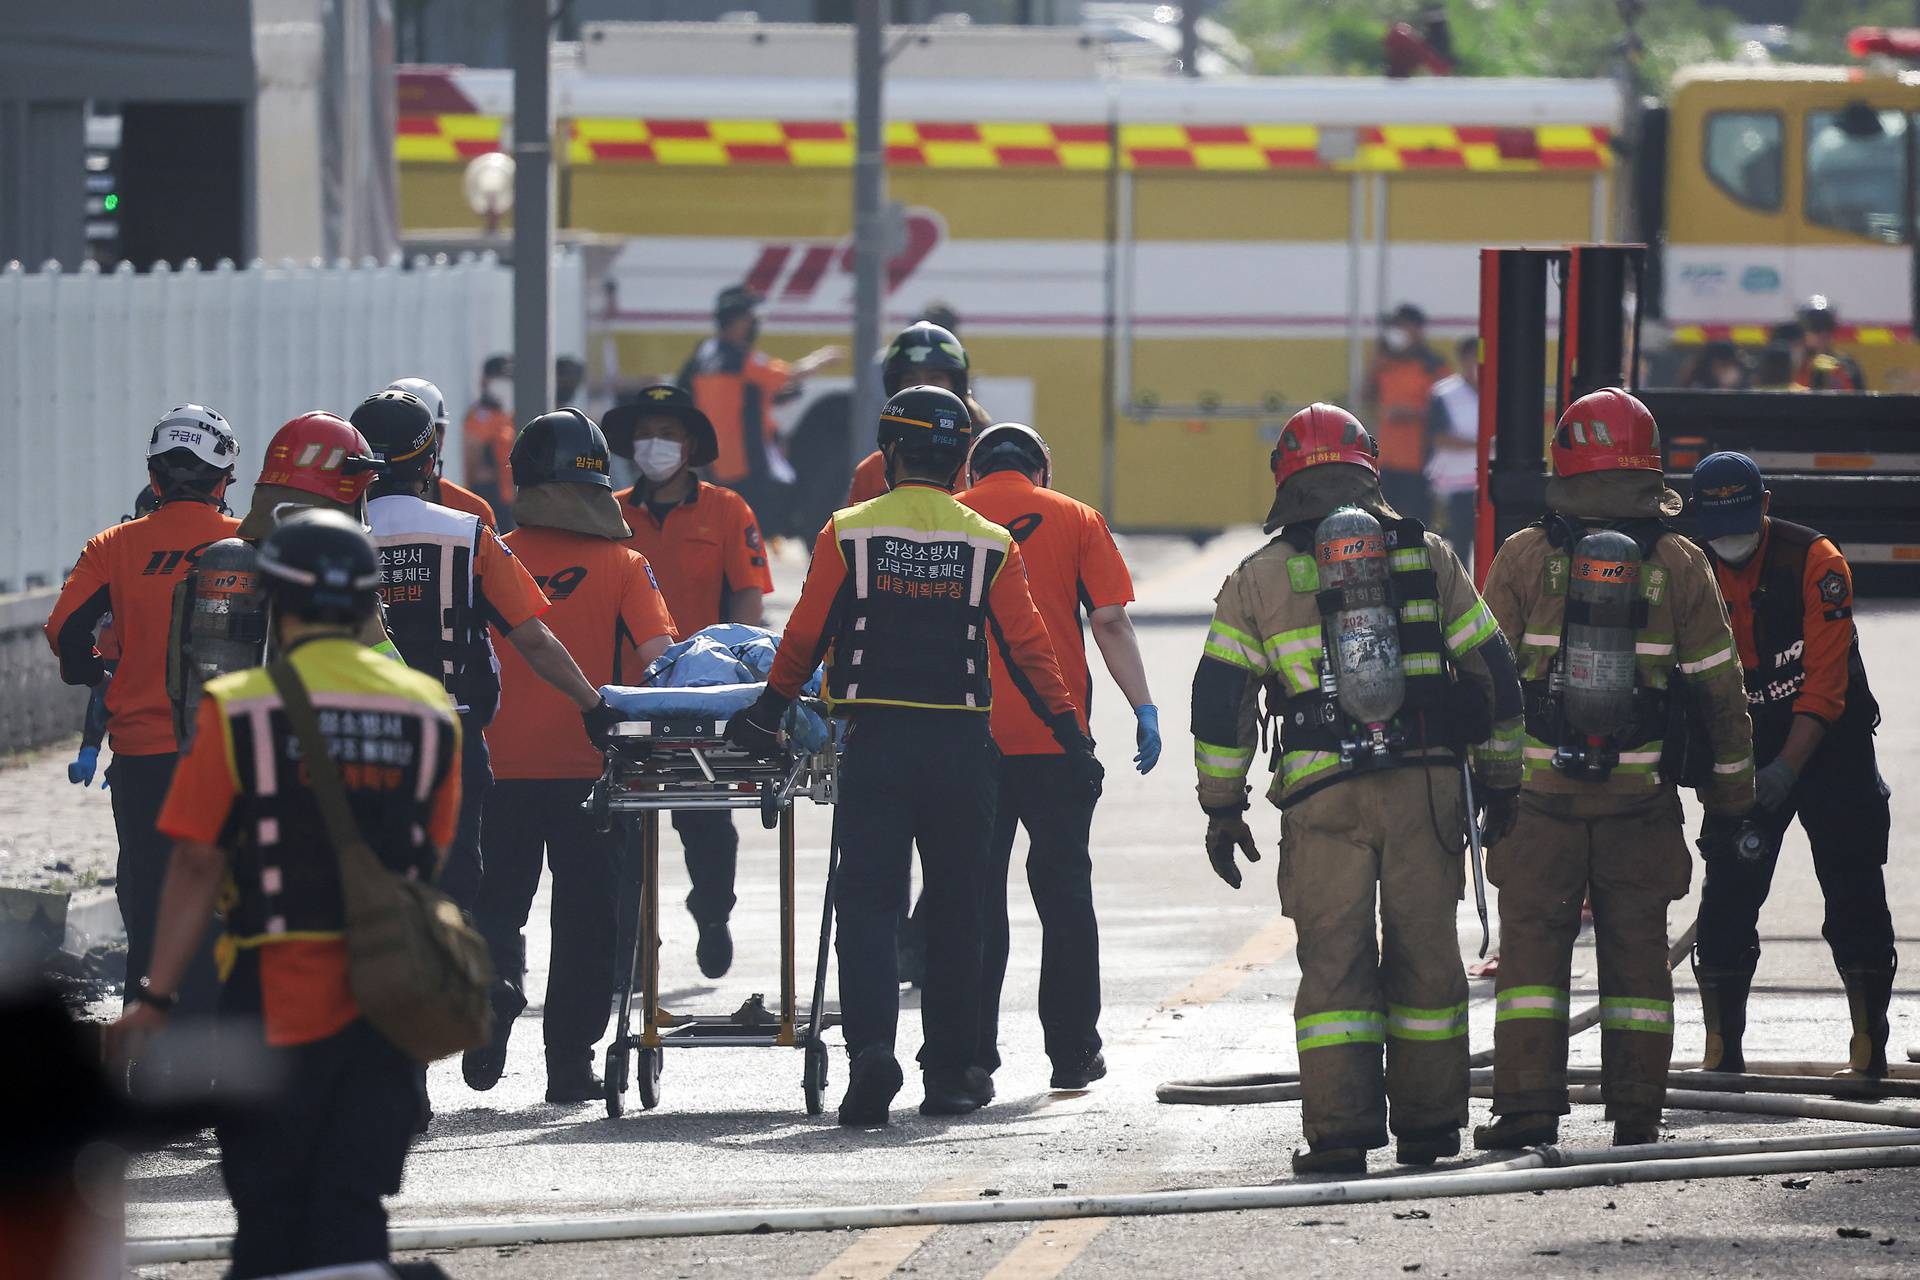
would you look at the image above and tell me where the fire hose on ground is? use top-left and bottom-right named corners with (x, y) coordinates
top-left (125, 1131), bottom-right (1920, 1263)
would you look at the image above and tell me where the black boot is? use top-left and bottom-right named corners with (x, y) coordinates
top-left (1395, 1127), bottom-right (1461, 1166)
top-left (1472, 1111), bottom-right (1559, 1151)
top-left (545, 1050), bottom-right (603, 1104)
top-left (1840, 964), bottom-right (1896, 1078)
top-left (463, 939), bottom-right (527, 1091)
top-left (920, 1066), bottom-right (995, 1116)
top-left (837, 1047), bottom-right (904, 1127)
top-left (696, 917), bottom-right (733, 980)
top-left (1694, 959), bottom-right (1754, 1074)
top-left (1290, 1143), bottom-right (1368, 1176)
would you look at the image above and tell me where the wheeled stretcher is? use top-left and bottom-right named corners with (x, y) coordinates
top-left (588, 683), bottom-right (840, 1117)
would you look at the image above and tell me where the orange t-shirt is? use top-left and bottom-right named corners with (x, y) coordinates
top-left (44, 500), bottom-right (241, 756)
top-left (488, 527), bottom-right (678, 779)
top-left (687, 350), bottom-right (793, 484)
top-left (959, 471), bottom-right (1133, 755)
top-left (1367, 350), bottom-right (1447, 475)
top-left (160, 687), bottom-right (460, 1045)
top-left (1711, 520), bottom-right (1855, 726)
top-left (848, 450), bottom-right (890, 504)
top-left (434, 476), bottom-right (497, 527)
top-left (462, 402), bottom-right (517, 502)
top-left (615, 481), bottom-right (774, 634)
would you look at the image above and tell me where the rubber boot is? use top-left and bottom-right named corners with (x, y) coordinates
top-left (1693, 960), bottom-right (1753, 1075)
top-left (1839, 965), bottom-right (1895, 1078)
top-left (1395, 1127), bottom-right (1461, 1167)
top-left (1612, 1116), bottom-right (1661, 1147)
top-left (1472, 1111), bottom-right (1559, 1151)
top-left (463, 938), bottom-right (527, 1091)
top-left (838, 1046), bottom-right (904, 1127)
top-left (1291, 1144), bottom-right (1368, 1176)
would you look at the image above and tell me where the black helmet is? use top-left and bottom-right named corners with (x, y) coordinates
top-left (879, 385), bottom-right (972, 461)
top-left (715, 284), bottom-right (762, 328)
top-left (256, 508), bottom-right (382, 624)
top-left (350, 390), bottom-right (438, 478)
top-left (882, 321), bottom-right (969, 396)
top-left (1797, 294), bottom-right (1839, 334)
top-left (511, 408), bottom-right (613, 490)
top-left (603, 383), bottom-right (720, 469)
top-left (968, 422), bottom-right (1052, 488)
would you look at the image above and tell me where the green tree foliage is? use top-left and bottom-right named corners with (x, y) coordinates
top-left (1220, 1), bottom-right (1734, 93)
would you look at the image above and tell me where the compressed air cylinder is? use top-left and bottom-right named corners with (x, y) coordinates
top-left (1562, 529), bottom-right (1642, 737)
top-left (1314, 506), bottom-right (1406, 727)
top-left (184, 538), bottom-right (266, 687)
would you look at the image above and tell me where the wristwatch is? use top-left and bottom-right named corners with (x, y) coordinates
top-left (130, 977), bottom-right (179, 1014)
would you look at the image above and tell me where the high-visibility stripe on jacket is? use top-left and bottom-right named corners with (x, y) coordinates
top-left (767, 482), bottom-right (1078, 727)
top-left (1191, 524), bottom-right (1521, 811)
top-left (1477, 524), bottom-right (1755, 812)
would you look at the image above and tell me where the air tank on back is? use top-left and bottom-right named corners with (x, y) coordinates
top-left (167, 538), bottom-right (266, 744)
top-left (1314, 506), bottom-right (1405, 727)
top-left (1562, 529), bottom-right (1642, 737)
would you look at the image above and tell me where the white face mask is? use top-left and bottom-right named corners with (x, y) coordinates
top-left (485, 378), bottom-right (513, 406)
top-left (1710, 531), bottom-right (1761, 565)
top-left (633, 438), bottom-right (686, 483)
top-left (1383, 327), bottom-right (1413, 353)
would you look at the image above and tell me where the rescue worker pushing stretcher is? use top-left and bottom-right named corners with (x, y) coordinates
top-left (1475, 390), bottom-right (1755, 1151)
top-left (1688, 451), bottom-right (1896, 1077)
top-left (1191, 403), bottom-right (1524, 1174)
top-left (727, 385), bottom-right (1097, 1126)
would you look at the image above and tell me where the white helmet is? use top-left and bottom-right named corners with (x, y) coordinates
top-left (388, 377), bottom-right (449, 427)
top-left (146, 404), bottom-right (239, 472)
top-left (967, 421), bottom-right (1052, 489)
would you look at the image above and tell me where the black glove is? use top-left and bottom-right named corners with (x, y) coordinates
top-left (1479, 785), bottom-right (1520, 847)
top-left (1695, 811), bottom-right (1746, 862)
top-left (581, 696), bottom-right (623, 749)
top-left (1045, 711), bottom-right (1104, 803)
top-left (1204, 807), bottom-right (1262, 890)
top-left (724, 691), bottom-right (788, 759)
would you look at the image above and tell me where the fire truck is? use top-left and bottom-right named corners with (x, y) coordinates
top-left (393, 23), bottom-right (1920, 530)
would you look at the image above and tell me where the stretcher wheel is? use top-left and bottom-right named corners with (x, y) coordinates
top-left (803, 1038), bottom-right (829, 1117)
top-left (638, 1045), bottom-right (663, 1111)
top-left (604, 1041), bottom-right (627, 1119)
top-left (760, 784), bottom-right (781, 830)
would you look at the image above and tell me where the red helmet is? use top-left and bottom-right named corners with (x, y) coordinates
top-left (257, 412), bottom-right (380, 504)
top-left (1552, 388), bottom-right (1663, 477)
top-left (1271, 403), bottom-right (1378, 487)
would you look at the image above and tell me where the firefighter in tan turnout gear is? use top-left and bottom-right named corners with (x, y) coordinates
top-left (1191, 403), bottom-right (1524, 1175)
top-left (1474, 389), bottom-right (1756, 1152)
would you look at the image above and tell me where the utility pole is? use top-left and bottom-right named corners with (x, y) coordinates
top-left (1179, 1), bottom-right (1202, 77)
top-left (851, 0), bottom-right (887, 468)
top-left (511, 0), bottom-right (555, 424)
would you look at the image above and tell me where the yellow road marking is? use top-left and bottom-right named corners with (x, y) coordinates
top-left (806, 1177), bottom-right (975, 1279)
top-left (980, 1210), bottom-right (1120, 1279)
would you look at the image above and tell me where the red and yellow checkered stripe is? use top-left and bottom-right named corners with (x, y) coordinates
top-left (396, 116), bottom-right (1610, 172)
top-left (1672, 323), bottom-right (1913, 345)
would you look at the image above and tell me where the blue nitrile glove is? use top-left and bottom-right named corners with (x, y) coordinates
top-left (1133, 703), bottom-right (1162, 774)
top-left (783, 702), bottom-right (831, 755)
top-left (68, 745), bottom-right (100, 787)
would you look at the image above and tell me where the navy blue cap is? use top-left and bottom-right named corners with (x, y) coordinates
top-left (1691, 451), bottom-right (1767, 539)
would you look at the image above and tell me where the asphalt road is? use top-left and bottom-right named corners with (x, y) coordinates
top-left (42, 530), bottom-right (1920, 1277)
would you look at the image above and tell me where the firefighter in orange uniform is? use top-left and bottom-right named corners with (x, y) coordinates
top-left (726, 386), bottom-right (1098, 1126)
top-left (464, 410), bottom-right (678, 1102)
top-left (390, 376), bottom-right (497, 526)
top-left (1362, 303), bottom-right (1449, 524)
top-left (959, 422), bottom-right (1158, 1091)
top-left (681, 285), bottom-right (842, 532)
top-left (1689, 452), bottom-right (1896, 1077)
top-left (106, 510), bottom-right (458, 1276)
top-left (46, 406), bottom-right (242, 1010)
top-left (605, 383), bottom-right (775, 977)
top-left (461, 354), bottom-right (518, 528)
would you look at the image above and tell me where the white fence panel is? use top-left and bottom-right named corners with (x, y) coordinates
top-left (0, 252), bottom-right (579, 593)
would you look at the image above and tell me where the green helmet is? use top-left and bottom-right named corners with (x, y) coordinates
top-left (882, 322), bottom-right (969, 396)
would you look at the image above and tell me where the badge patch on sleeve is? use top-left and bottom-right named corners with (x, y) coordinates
top-left (1287, 554), bottom-right (1319, 593)
top-left (1818, 569), bottom-right (1849, 605)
